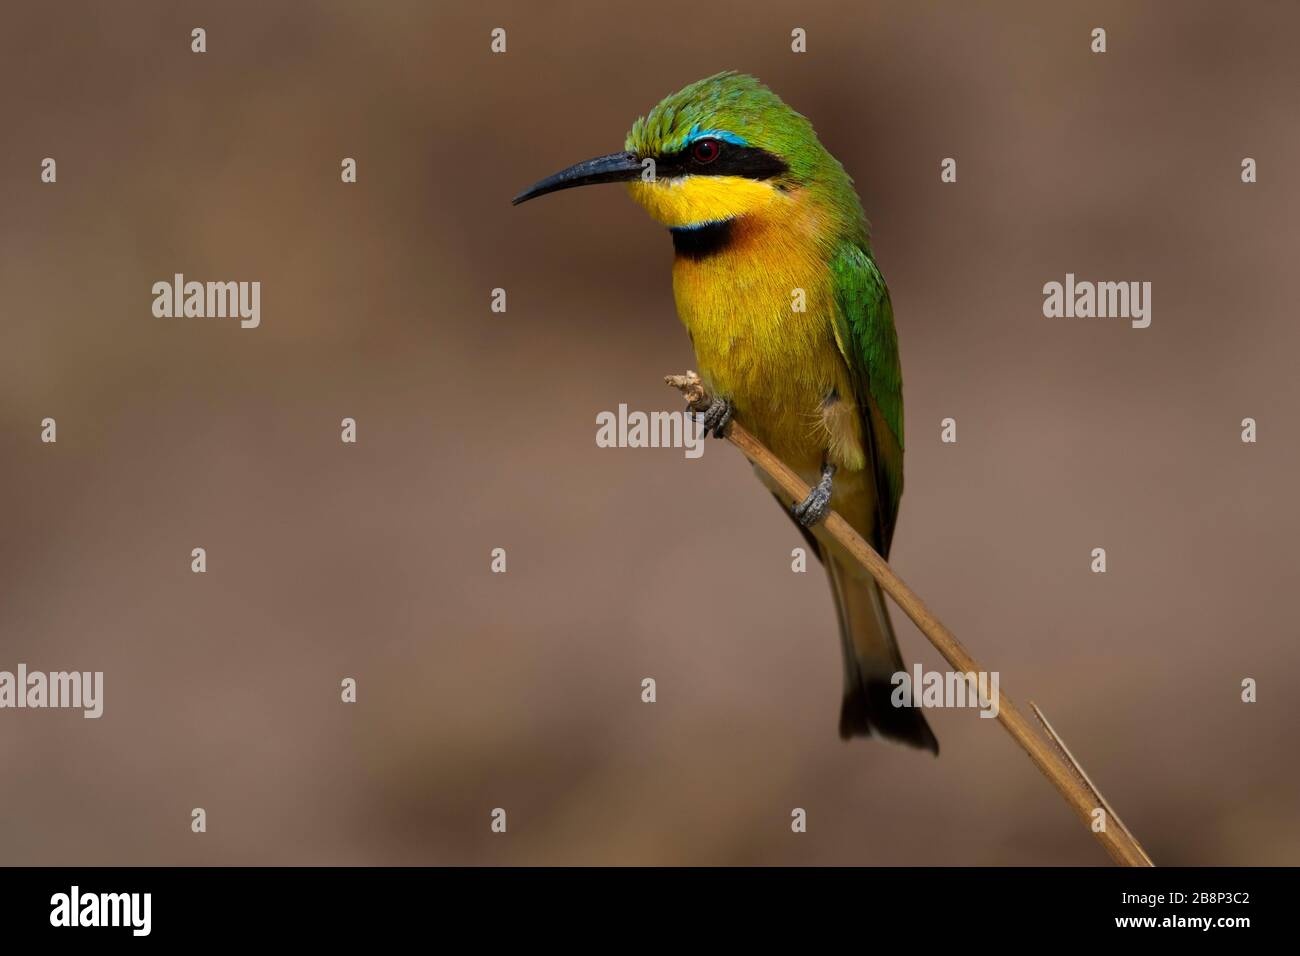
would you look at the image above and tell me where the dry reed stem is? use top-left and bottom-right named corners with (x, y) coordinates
top-left (666, 370), bottom-right (1153, 867)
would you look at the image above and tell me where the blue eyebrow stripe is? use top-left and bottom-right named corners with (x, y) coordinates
top-left (683, 125), bottom-right (749, 148)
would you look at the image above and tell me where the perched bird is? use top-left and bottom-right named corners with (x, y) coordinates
top-left (514, 72), bottom-right (937, 753)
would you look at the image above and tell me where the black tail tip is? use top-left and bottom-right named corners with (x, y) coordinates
top-left (839, 681), bottom-right (940, 755)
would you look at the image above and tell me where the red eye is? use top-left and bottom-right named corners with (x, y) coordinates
top-left (691, 138), bottom-right (722, 164)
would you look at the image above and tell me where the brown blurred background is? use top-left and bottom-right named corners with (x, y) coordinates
top-left (1, 0), bottom-right (1296, 866)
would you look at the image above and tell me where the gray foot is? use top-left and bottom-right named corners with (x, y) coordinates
top-left (793, 463), bottom-right (837, 527)
top-left (693, 395), bottom-right (734, 438)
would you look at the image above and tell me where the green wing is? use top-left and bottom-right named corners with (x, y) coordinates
top-left (828, 241), bottom-right (904, 556)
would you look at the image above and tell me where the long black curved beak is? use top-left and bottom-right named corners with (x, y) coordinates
top-left (511, 151), bottom-right (642, 205)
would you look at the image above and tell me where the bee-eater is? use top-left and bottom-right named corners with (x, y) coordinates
top-left (513, 72), bottom-right (937, 753)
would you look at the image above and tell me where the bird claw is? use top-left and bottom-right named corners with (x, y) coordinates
top-left (793, 463), bottom-right (837, 527)
top-left (693, 395), bottom-right (734, 438)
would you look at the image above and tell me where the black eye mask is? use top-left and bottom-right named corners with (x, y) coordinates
top-left (652, 139), bottom-right (789, 181)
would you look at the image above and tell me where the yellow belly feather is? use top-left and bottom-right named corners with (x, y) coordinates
top-left (670, 192), bottom-right (864, 471)
top-left (626, 176), bottom-right (878, 538)
top-left (670, 192), bottom-right (876, 536)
